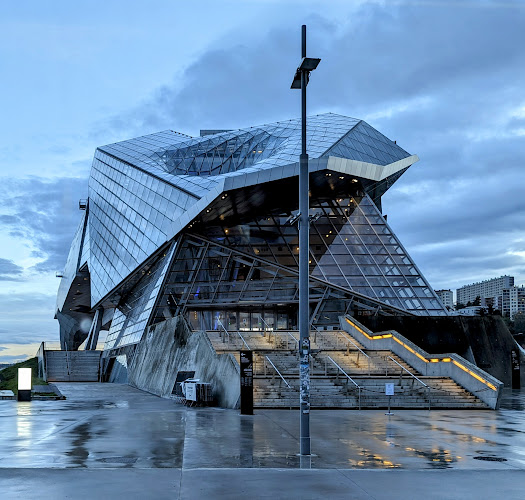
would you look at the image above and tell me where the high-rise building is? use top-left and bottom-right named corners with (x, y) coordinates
top-left (56, 113), bottom-right (447, 353)
top-left (435, 289), bottom-right (453, 309)
top-left (494, 286), bottom-right (525, 319)
top-left (456, 276), bottom-right (514, 305)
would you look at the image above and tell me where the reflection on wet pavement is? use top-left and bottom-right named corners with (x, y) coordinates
top-left (0, 383), bottom-right (524, 471)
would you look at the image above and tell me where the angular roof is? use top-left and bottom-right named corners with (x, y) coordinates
top-left (99, 113), bottom-right (411, 177)
top-left (58, 113), bottom-right (425, 312)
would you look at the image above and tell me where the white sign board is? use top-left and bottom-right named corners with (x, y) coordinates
top-left (18, 368), bottom-right (32, 390)
top-left (385, 383), bottom-right (394, 396)
top-left (185, 383), bottom-right (197, 401)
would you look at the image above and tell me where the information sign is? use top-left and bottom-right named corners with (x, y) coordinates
top-left (240, 350), bottom-right (253, 415)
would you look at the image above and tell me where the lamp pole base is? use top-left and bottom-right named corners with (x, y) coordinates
top-left (18, 390), bottom-right (31, 402)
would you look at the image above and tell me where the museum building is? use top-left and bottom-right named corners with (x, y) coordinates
top-left (55, 113), bottom-right (447, 355)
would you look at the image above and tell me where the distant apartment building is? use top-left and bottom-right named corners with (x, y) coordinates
top-left (456, 275), bottom-right (514, 305)
top-left (435, 289), bottom-right (453, 309)
top-left (494, 286), bottom-right (525, 319)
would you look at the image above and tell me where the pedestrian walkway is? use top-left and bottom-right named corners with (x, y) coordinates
top-left (0, 383), bottom-right (524, 499)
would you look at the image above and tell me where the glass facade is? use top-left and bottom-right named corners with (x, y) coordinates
top-left (104, 242), bottom-right (177, 350)
top-left (55, 113), bottom-right (446, 352)
top-left (88, 150), bottom-right (199, 305)
top-left (186, 193), bottom-right (442, 313)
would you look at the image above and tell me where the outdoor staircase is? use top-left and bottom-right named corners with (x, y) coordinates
top-left (206, 327), bottom-right (488, 409)
top-left (45, 350), bottom-right (101, 382)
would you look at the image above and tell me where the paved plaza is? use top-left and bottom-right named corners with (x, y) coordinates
top-left (1, 383), bottom-right (525, 499)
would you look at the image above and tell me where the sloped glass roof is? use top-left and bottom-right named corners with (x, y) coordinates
top-left (322, 121), bottom-right (409, 166)
top-left (98, 113), bottom-right (410, 178)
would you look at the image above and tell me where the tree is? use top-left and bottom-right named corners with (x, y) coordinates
top-left (514, 312), bottom-right (525, 334)
top-left (473, 295), bottom-right (481, 306)
top-left (487, 303), bottom-right (494, 315)
top-left (455, 302), bottom-right (466, 310)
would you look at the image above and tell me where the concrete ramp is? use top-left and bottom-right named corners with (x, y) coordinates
top-left (45, 350), bottom-right (101, 382)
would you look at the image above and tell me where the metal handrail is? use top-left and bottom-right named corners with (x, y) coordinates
top-left (265, 355), bottom-right (292, 389)
top-left (287, 331), bottom-right (299, 348)
top-left (326, 356), bottom-right (360, 388)
top-left (216, 319), bottom-right (230, 343)
top-left (43, 341), bottom-right (62, 351)
top-left (257, 315), bottom-right (275, 344)
top-left (334, 329), bottom-right (371, 375)
top-left (236, 331), bottom-right (251, 350)
top-left (388, 355), bottom-right (431, 410)
top-left (387, 356), bottom-right (428, 387)
top-left (311, 324), bottom-right (320, 343)
top-left (257, 315), bottom-right (273, 331)
top-left (326, 355), bottom-right (361, 410)
top-left (314, 328), bottom-right (371, 375)
top-left (335, 330), bottom-right (370, 358)
top-left (37, 342), bottom-right (47, 380)
top-left (65, 349), bottom-right (71, 378)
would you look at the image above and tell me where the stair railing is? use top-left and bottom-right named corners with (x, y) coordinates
top-left (310, 325), bottom-right (320, 345)
top-left (316, 328), bottom-right (371, 375)
top-left (388, 356), bottom-right (431, 410)
top-left (327, 355), bottom-right (362, 410)
top-left (235, 330), bottom-right (251, 350)
top-left (257, 315), bottom-right (274, 344)
top-left (257, 315), bottom-right (272, 331)
top-left (65, 349), bottom-right (71, 381)
top-left (286, 331), bottom-right (299, 350)
top-left (336, 330), bottom-right (371, 375)
top-left (265, 355), bottom-right (292, 389)
top-left (216, 319), bottom-right (230, 344)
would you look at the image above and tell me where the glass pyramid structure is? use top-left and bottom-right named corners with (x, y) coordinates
top-left (55, 113), bottom-right (446, 351)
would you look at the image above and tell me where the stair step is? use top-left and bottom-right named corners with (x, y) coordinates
top-left (206, 330), bottom-right (487, 409)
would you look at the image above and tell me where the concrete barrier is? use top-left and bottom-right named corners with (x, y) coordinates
top-left (340, 315), bottom-right (503, 409)
top-left (128, 316), bottom-right (240, 408)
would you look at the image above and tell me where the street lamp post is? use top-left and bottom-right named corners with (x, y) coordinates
top-left (290, 24), bottom-right (320, 457)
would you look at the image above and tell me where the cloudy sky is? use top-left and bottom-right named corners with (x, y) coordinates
top-left (1, 0), bottom-right (525, 363)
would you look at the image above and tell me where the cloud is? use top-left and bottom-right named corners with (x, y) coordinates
top-left (1, 0), bottom-right (524, 337)
top-left (0, 354), bottom-right (30, 364)
top-left (0, 258), bottom-right (23, 281)
top-left (92, 2), bottom-right (525, 294)
top-left (0, 347), bottom-right (6, 352)
top-left (0, 176), bottom-right (87, 273)
top-left (96, 3), bottom-right (525, 137)
top-left (0, 292), bottom-right (58, 345)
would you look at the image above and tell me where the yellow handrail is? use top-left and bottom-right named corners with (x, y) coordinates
top-left (345, 317), bottom-right (497, 392)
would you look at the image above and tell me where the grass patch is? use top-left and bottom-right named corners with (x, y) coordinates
top-left (0, 358), bottom-right (47, 395)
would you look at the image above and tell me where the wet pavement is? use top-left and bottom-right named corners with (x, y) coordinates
top-left (1, 383), bottom-right (525, 498)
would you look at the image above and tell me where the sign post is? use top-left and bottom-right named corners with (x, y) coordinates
top-left (385, 383), bottom-right (394, 416)
top-left (511, 348), bottom-right (521, 389)
top-left (240, 350), bottom-right (253, 415)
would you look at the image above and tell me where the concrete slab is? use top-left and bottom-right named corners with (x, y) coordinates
top-left (0, 469), bottom-right (181, 500)
top-left (0, 390), bottom-right (14, 400)
top-left (179, 468), bottom-right (373, 500)
top-left (0, 383), bottom-right (524, 498)
top-left (339, 469), bottom-right (525, 500)
top-left (1, 468), bottom-right (525, 499)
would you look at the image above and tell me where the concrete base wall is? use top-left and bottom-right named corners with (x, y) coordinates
top-left (357, 315), bottom-right (519, 387)
top-left (128, 316), bottom-right (240, 408)
top-left (340, 316), bottom-right (503, 409)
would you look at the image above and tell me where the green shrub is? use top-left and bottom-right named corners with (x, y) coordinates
top-left (0, 357), bottom-right (47, 395)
